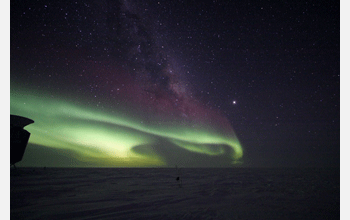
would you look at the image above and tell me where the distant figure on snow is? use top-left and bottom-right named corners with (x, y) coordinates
top-left (176, 165), bottom-right (182, 188)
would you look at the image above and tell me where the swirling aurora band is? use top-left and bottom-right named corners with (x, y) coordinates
top-left (10, 87), bottom-right (243, 167)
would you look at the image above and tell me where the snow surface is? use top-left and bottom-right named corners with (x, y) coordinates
top-left (11, 168), bottom-right (339, 219)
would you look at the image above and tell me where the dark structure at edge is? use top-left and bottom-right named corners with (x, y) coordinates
top-left (10, 115), bottom-right (34, 166)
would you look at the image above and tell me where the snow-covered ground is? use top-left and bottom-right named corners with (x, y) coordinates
top-left (11, 167), bottom-right (339, 219)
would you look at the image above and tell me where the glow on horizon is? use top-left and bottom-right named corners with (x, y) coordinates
top-left (10, 87), bottom-right (243, 167)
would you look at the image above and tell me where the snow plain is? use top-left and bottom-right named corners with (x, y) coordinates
top-left (11, 167), bottom-right (339, 219)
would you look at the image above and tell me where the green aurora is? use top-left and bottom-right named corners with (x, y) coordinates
top-left (10, 86), bottom-right (243, 167)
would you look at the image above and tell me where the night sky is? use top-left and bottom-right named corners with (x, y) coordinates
top-left (10, 0), bottom-right (340, 167)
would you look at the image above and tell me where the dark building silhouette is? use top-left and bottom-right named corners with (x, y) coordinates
top-left (10, 115), bottom-right (34, 167)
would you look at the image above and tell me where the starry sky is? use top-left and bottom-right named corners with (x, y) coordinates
top-left (10, 0), bottom-right (339, 167)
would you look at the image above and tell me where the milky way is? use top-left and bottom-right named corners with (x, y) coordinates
top-left (10, 0), bottom-right (243, 167)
